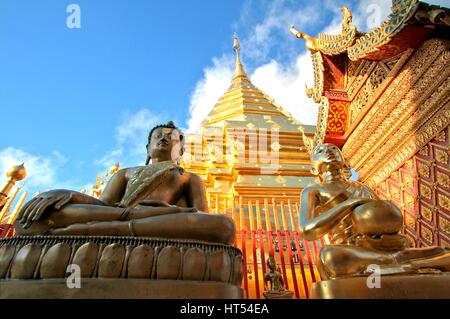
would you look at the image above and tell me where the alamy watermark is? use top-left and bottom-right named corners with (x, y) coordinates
top-left (66, 4), bottom-right (81, 29)
top-left (66, 264), bottom-right (81, 289)
top-left (183, 127), bottom-right (280, 175)
top-left (366, 264), bottom-right (381, 289)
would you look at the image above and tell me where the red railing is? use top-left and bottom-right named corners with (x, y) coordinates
top-left (212, 196), bottom-right (325, 299)
top-left (0, 224), bottom-right (14, 238)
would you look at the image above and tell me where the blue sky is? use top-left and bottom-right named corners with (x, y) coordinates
top-left (0, 0), bottom-right (447, 198)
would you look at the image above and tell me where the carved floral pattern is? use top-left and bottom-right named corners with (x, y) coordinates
top-left (375, 126), bottom-right (450, 248)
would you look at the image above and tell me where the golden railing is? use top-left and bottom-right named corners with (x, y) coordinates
top-left (207, 195), bottom-right (327, 299)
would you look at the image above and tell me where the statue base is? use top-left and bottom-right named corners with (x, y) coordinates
top-left (0, 235), bottom-right (244, 299)
top-left (311, 273), bottom-right (450, 299)
top-left (0, 278), bottom-right (243, 299)
top-left (263, 290), bottom-right (294, 299)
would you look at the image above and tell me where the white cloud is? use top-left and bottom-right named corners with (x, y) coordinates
top-left (251, 52), bottom-right (317, 124)
top-left (96, 148), bottom-right (124, 170)
top-left (0, 147), bottom-right (83, 198)
top-left (116, 109), bottom-right (159, 144)
top-left (96, 108), bottom-right (161, 169)
top-left (187, 55), bottom-right (234, 132)
top-left (187, 0), bottom-right (439, 131)
top-left (241, 0), bottom-right (321, 62)
top-left (0, 147), bottom-right (57, 189)
top-left (186, 0), bottom-right (322, 131)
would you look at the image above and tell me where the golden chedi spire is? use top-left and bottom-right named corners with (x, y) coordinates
top-left (232, 33), bottom-right (250, 83)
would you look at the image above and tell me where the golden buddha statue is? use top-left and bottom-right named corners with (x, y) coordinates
top-left (300, 143), bottom-right (450, 280)
top-left (14, 121), bottom-right (235, 245)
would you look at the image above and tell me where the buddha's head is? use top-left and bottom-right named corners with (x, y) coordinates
top-left (311, 143), bottom-right (348, 176)
top-left (267, 255), bottom-right (276, 271)
top-left (146, 121), bottom-right (185, 165)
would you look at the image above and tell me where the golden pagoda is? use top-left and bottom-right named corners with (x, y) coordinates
top-left (183, 34), bottom-right (316, 206)
top-left (182, 34), bottom-right (320, 299)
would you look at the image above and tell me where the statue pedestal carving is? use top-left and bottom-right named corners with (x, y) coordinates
top-left (0, 279), bottom-right (242, 299)
top-left (263, 290), bottom-right (294, 299)
top-left (311, 274), bottom-right (450, 299)
top-left (0, 236), bottom-right (244, 299)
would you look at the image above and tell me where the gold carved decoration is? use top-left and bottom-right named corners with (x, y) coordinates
top-left (405, 213), bottom-right (416, 229)
top-left (348, 0), bottom-right (420, 60)
top-left (403, 174), bottom-right (414, 189)
top-left (375, 125), bottom-right (449, 248)
top-left (343, 39), bottom-right (450, 186)
top-left (440, 218), bottom-right (450, 236)
top-left (438, 193), bottom-right (450, 210)
top-left (418, 162), bottom-right (430, 178)
top-left (419, 146), bottom-right (429, 156)
top-left (313, 97), bottom-right (329, 148)
top-left (350, 65), bottom-right (389, 122)
top-left (306, 51), bottom-right (324, 104)
top-left (327, 100), bottom-right (348, 134)
top-left (404, 193), bottom-right (415, 210)
top-left (421, 225), bottom-right (434, 243)
top-left (291, 7), bottom-right (358, 56)
top-left (291, 1), bottom-right (424, 61)
top-left (390, 186), bottom-right (401, 201)
top-left (435, 148), bottom-right (449, 164)
top-left (436, 131), bottom-right (446, 142)
top-left (420, 205), bottom-right (433, 222)
top-left (344, 39), bottom-right (448, 158)
top-left (437, 171), bottom-right (450, 188)
top-left (420, 184), bottom-right (432, 200)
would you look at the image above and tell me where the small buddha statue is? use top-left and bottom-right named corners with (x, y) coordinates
top-left (263, 256), bottom-right (293, 299)
top-left (14, 121), bottom-right (236, 245)
top-left (300, 143), bottom-right (450, 280)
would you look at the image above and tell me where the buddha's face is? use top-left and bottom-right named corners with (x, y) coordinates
top-left (148, 127), bottom-right (183, 162)
top-left (267, 256), bottom-right (276, 270)
top-left (311, 143), bottom-right (345, 174)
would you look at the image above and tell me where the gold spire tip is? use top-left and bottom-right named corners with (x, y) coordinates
top-left (232, 33), bottom-right (247, 79)
top-left (233, 32), bottom-right (240, 51)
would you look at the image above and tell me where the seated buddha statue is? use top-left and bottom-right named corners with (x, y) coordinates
top-left (14, 121), bottom-right (235, 245)
top-left (263, 256), bottom-right (293, 299)
top-left (300, 143), bottom-right (450, 280)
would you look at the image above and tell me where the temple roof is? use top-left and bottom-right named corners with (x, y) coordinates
top-left (291, 0), bottom-right (450, 61)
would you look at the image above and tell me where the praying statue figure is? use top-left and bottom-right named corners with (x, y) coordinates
top-left (263, 256), bottom-right (293, 299)
top-left (300, 143), bottom-right (450, 280)
top-left (14, 121), bottom-right (235, 245)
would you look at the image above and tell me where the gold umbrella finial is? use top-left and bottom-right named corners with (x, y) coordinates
top-left (1, 163), bottom-right (27, 208)
top-left (232, 33), bottom-right (248, 80)
top-left (6, 163), bottom-right (27, 181)
top-left (233, 32), bottom-right (240, 51)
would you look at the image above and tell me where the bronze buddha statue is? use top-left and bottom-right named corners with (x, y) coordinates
top-left (300, 143), bottom-right (450, 280)
top-left (263, 256), bottom-right (293, 299)
top-left (14, 121), bottom-right (236, 245)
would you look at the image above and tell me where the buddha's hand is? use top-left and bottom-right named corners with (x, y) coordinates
top-left (16, 190), bottom-right (76, 229)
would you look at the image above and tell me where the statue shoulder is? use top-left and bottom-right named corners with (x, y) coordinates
top-left (185, 171), bottom-right (204, 185)
top-left (302, 183), bottom-right (322, 196)
top-left (122, 166), bottom-right (143, 178)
